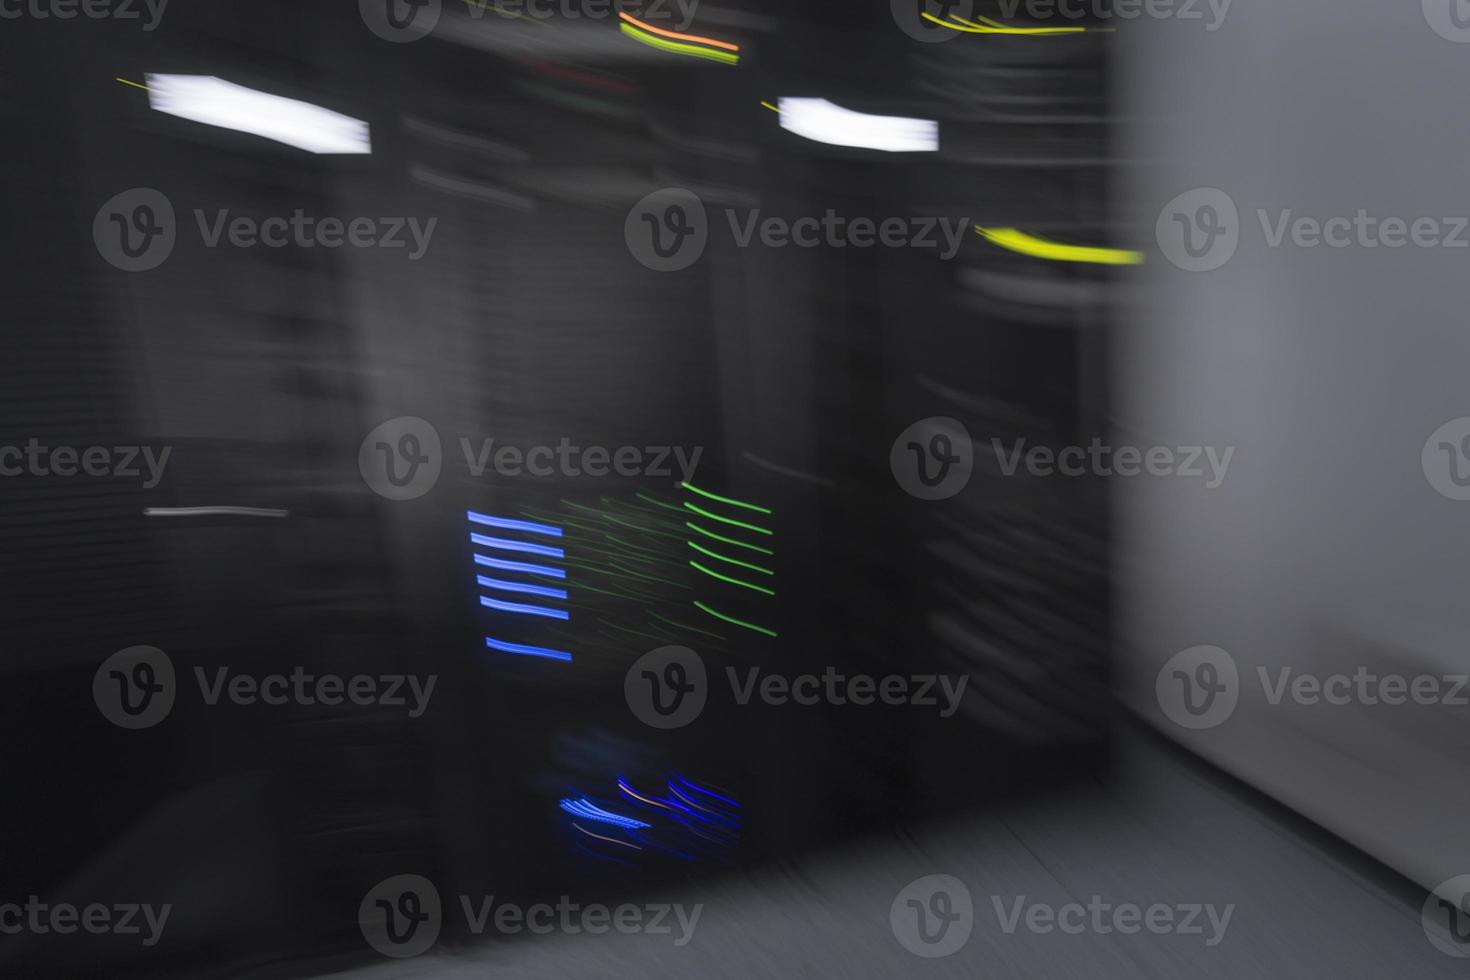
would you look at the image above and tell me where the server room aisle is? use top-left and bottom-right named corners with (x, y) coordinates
top-left (324, 724), bottom-right (1445, 980)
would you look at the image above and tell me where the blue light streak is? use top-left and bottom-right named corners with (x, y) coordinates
top-left (469, 532), bottom-right (566, 559)
top-left (476, 574), bottom-right (568, 600)
top-left (466, 511), bottom-right (564, 537)
top-left (671, 774), bottom-right (741, 810)
top-left (559, 797), bottom-right (652, 829)
top-left (480, 595), bottom-right (570, 620)
top-left (473, 553), bottom-right (567, 579)
top-left (484, 636), bottom-right (572, 661)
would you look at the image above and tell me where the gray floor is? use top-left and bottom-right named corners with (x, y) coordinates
top-left (327, 729), bottom-right (1457, 978)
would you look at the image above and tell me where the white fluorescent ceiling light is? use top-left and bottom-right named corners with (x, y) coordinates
top-left (145, 74), bottom-right (371, 155)
top-left (776, 97), bottom-right (937, 152)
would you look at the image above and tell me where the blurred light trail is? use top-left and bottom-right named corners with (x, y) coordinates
top-left (679, 481), bottom-right (772, 515)
top-left (690, 560), bottom-right (776, 596)
top-left (921, 12), bottom-right (1093, 35)
top-left (618, 17), bottom-right (740, 66)
top-left (144, 507), bottom-right (288, 518)
top-left (144, 75), bottom-right (371, 154)
top-left (671, 774), bottom-right (741, 810)
top-left (466, 511), bottom-right (564, 537)
top-left (683, 502), bottom-right (772, 536)
top-left (686, 521), bottom-right (774, 555)
top-left (483, 636), bottom-right (572, 661)
top-left (475, 575), bottom-right (569, 600)
top-left (777, 98), bottom-right (937, 152)
top-left (693, 600), bottom-right (778, 638)
top-left (559, 798), bottom-right (652, 829)
top-left (531, 60), bottom-right (636, 94)
top-left (634, 492), bottom-right (686, 514)
top-left (572, 823), bottom-right (642, 849)
top-left (473, 554), bottom-right (568, 579)
top-left (597, 618), bottom-right (667, 643)
top-left (617, 778), bottom-right (675, 812)
top-left (617, 12), bottom-right (739, 51)
top-left (468, 532), bottom-right (566, 559)
top-left (479, 595), bottom-right (570, 620)
top-left (666, 784), bottom-right (738, 825)
top-left (974, 226), bottom-right (1143, 265)
top-left (648, 611), bottom-right (726, 641)
top-left (687, 540), bottom-right (774, 576)
top-left (682, 483), bottom-right (777, 634)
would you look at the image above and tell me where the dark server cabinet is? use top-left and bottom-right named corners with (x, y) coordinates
top-left (0, 3), bottom-right (1115, 975)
